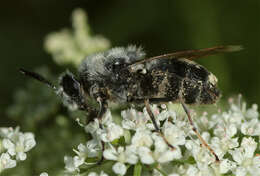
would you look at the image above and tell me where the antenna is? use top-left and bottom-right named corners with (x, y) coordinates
top-left (19, 68), bottom-right (57, 90)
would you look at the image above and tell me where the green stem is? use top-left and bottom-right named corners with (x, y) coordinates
top-left (154, 167), bottom-right (168, 176)
top-left (79, 160), bottom-right (113, 175)
top-left (133, 163), bottom-right (142, 176)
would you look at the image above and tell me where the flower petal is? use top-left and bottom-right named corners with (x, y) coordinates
top-left (112, 162), bottom-right (127, 175)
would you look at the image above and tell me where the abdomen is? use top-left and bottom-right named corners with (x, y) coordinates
top-left (130, 58), bottom-right (220, 105)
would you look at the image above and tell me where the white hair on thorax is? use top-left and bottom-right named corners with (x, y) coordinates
top-left (78, 45), bottom-right (146, 81)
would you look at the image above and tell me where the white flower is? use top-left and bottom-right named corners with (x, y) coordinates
top-left (131, 129), bottom-right (153, 147)
top-left (213, 122), bottom-right (237, 138)
top-left (211, 136), bottom-right (239, 159)
top-left (45, 9), bottom-right (110, 66)
top-left (185, 165), bottom-right (200, 176)
top-left (113, 162), bottom-right (127, 175)
top-left (104, 146), bottom-right (138, 164)
top-left (156, 147), bottom-right (182, 163)
top-left (138, 134), bottom-right (182, 164)
top-left (0, 127), bottom-right (17, 139)
top-left (195, 112), bottom-right (213, 131)
top-left (162, 121), bottom-right (186, 147)
top-left (78, 96), bottom-right (260, 175)
top-left (1, 128), bottom-right (36, 161)
top-left (104, 145), bottom-right (138, 175)
top-left (161, 164), bottom-right (202, 176)
top-left (100, 110), bottom-right (113, 125)
top-left (245, 104), bottom-right (259, 119)
top-left (85, 119), bottom-right (100, 134)
top-left (74, 139), bottom-right (100, 160)
top-left (2, 139), bottom-right (15, 156)
top-left (185, 140), bottom-right (215, 165)
top-left (84, 119), bottom-right (103, 143)
top-left (85, 110), bottom-right (113, 134)
top-left (39, 172), bottom-right (48, 176)
top-left (169, 164), bottom-right (199, 176)
top-left (122, 105), bottom-right (176, 131)
top-left (121, 108), bottom-right (149, 130)
top-left (88, 171), bottom-right (108, 176)
top-left (15, 132), bottom-right (36, 160)
top-left (88, 172), bottom-right (98, 176)
top-left (100, 122), bottom-right (124, 142)
top-left (156, 107), bottom-right (177, 121)
top-left (240, 137), bottom-right (257, 158)
top-left (241, 118), bottom-right (260, 136)
top-left (153, 134), bottom-right (182, 161)
top-left (137, 146), bottom-right (154, 164)
top-left (143, 105), bottom-right (166, 130)
top-left (229, 137), bottom-right (260, 176)
top-left (85, 110), bottom-right (123, 143)
top-left (64, 155), bottom-right (84, 172)
top-left (219, 159), bottom-right (237, 174)
top-left (0, 153), bottom-right (16, 172)
top-left (216, 105), bottom-right (244, 128)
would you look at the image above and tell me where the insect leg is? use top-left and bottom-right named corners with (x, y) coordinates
top-left (144, 99), bottom-right (160, 131)
top-left (181, 102), bottom-right (220, 162)
top-left (96, 97), bottom-right (108, 120)
top-left (144, 99), bottom-right (175, 150)
top-left (96, 97), bottom-right (108, 164)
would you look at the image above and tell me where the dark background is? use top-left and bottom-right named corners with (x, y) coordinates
top-left (1, 1), bottom-right (259, 113)
top-left (0, 0), bottom-right (259, 175)
top-left (1, 1), bottom-right (260, 114)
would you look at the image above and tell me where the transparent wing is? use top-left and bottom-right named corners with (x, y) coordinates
top-left (128, 45), bottom-right (242, 67)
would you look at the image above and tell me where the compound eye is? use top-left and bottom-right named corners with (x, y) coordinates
top-left (61, 73), bottom-right (80, 98)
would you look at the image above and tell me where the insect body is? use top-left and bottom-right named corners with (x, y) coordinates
top-left (20, 45), bottom-right (241, 161)
top-left (78, 46), bottom-right (221, 107)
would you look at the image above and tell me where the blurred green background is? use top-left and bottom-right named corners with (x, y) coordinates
top-left (0, 0), bottom-right (259, 175)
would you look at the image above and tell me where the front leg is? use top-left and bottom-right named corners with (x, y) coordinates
top-left (97, 97), bottom-right (108, 120)
top-left (85, 108), bottom-right (99, 124)
top-left (89, 84), bottom-right (108, 120)
top-left (96, 97), bottom-right (108, 164)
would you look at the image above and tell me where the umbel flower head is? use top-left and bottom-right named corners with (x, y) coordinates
top-left (63, 97), bottom-right (260, 176)
top-left (0, 127), bottom-right (36, 173)
top-left (44, 8), bottom-right (110, 66)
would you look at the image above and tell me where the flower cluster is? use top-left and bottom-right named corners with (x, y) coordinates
top-left (44, 8), bottom-right (110, 66)
top-left (0, 127), bottom-right (36, 173)
top-left (63, 97), bottom-right (260, 176)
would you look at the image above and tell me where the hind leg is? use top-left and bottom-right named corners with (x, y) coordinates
top-left (181, 101), bottom-right (219, 162)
